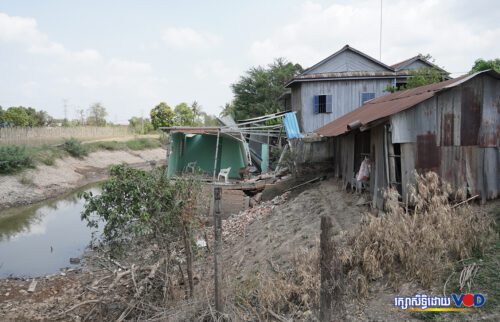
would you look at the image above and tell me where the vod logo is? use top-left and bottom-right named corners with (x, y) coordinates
top-left (452, 293), bottom-right (485, 308)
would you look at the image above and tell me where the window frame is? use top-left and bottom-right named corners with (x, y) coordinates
top-left (360, 92), bottom-right (376, 105)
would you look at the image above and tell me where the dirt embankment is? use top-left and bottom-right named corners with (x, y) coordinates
top-left (0, 148), bottom-right (166, 210)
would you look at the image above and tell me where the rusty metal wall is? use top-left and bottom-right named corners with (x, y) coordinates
top-left (461, 77), bottom-right (483, 146)
top-left (480, 75), bottom-right (500, 147)
top-left (328, 73), bottom-right (499, 206)
top-left (391, 96), bottom-right (437, 143)
top-left (370, 126), bottom-right (387, 209)
top-left (400, 143), bottom-right (416, 200)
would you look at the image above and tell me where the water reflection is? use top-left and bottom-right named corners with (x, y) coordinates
top-left (0, 184), bottom-right (102, 278)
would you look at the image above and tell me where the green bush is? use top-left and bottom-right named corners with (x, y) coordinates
top-left (62, 138), bottom-right (88, 158)
top-left (0, 145), bottom-right (34, 174)
top-left (86, 141), bottom-right (125, 152)
top-left (125, 138), bottom-right (161, 150)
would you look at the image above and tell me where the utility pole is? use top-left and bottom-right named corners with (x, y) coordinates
top-left (141, 109), bottom-right (144, 134)
top-left (379, 0), bottom-right (383, 61)
top-left (63, 99), bottom-right (68, 121)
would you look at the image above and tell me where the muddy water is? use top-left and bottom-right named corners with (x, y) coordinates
top-left (0, 184), bottom-right (101, 278)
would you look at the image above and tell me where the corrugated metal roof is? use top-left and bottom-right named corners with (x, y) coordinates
top-left (391, 56), bottom-right (420, 71)
top-left (315, 71), bottom-right (500, 137)
top-left (300, 44), bottom-right (394, 75)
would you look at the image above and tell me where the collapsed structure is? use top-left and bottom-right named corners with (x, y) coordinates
top-left (161, 112), bottom-right (301, 182)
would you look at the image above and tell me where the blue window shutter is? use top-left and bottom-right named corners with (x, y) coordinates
top-left (361, 92), bottom-right (375, 105)
top-left (326, 95), bottom-right (333, 113)
top-left (313, 96), bottom-right (319, 114)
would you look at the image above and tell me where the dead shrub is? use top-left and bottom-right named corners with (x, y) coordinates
top-left (230, 246), bottom-right (320, 319)
top-left (344, 171), bottom-right (496, 290)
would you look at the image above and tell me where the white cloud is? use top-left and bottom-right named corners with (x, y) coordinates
top-left (0, 12), bottom-right (167, 121)
top-left (162, 27), bottom-right (221, 49)
top-left (193, 60), bottom-right (239, 86)
top-left (0, 12), bottom-right (102, 63)
top-left (249, 0), bottom-right (500, 75)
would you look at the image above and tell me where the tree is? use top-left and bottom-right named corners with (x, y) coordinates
top-left (405, 67), bottom-right (445, 89)
top-left (230, 58), bottom-right (303, 120)
top-left (470, 58), bottom-right (500, 73)
top-left (200, 112), bottom-right (219, 126)
top-left (150, 102), bottom-right (175, 129)
top-left (0, 106), bottom-right (4, 127)
top-left (219, 102), bottom-right (235, 119)
top-left (174, 102), bottom-right (194, 126)
top-left (190, 101), bottom-right (202, 125)
top-left (128, 116), bottom-right (154, 134)
top-left (75, 108), bottom-right (86, 126)
top-left (3, 106), bottom-right (36, 127)
top-left (81, 165), bottom-right (203, 297)
top-left (87, 102), bottom-right (107, 126)
top-left (34, 110), bottom-right (53, 126)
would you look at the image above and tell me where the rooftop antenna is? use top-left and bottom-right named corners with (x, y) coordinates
top-left (379, 0), bottom-right (383, 61)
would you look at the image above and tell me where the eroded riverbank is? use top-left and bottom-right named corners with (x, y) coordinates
top-left (0, 148), bottom-right (166, 210)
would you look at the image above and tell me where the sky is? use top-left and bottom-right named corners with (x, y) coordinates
top-left (0, 0), bottom-right (499, 123)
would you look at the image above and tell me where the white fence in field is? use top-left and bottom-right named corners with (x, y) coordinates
top-left (0, 126), bottom-right (131, 146)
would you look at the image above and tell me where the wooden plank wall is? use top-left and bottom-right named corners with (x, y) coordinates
top-left (299, 79), bottom-right (392, 133)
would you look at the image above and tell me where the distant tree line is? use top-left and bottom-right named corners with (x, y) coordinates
top-left (0, 102), bottom-right (109, 128)
top-left (0, 106), bottom-right (54, 127)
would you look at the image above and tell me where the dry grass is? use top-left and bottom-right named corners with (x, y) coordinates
top-left (227, 245), bottom-right (320, 320)
top-left (216, 171), bottom-right (496, 320)
top-left (344, 171), bottom-right (496, 290)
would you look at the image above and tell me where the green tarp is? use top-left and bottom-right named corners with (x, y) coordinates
top-left (167, 132), bottom-right (247, 179)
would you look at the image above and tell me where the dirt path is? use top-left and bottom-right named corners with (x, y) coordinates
top-left (0, 148), bottom-right (166, 210)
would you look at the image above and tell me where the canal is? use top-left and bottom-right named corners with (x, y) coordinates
top-left (0, 184), bottom-right (101, 278)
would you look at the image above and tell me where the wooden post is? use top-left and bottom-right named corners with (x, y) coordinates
top-left (213, 186), bottom-right (223, 313)
top-left (320, 216), bottom-right (334, 321)
top-left (212, 130), bottom-right (221, 181)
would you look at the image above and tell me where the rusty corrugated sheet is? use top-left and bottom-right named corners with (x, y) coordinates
top-left (441, 113), bottom-right (454, 146)
top-left (479, 74), bottom-right (500, 147)
top-left (460, 85), bottom-right (482, 146)
top-left (416, 132), bottom-right (440, 172)
top-left (440, 147), bottom-right (466, 191)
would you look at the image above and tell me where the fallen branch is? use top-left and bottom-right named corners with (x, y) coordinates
top-left (284, 176), bottom-right (325, 192)
top-left (54, 300), bottom-right (102, 319)
top-left (267, 309), bottom-right (289, 322)
top-left (451, 195), bottom-right (479, 209)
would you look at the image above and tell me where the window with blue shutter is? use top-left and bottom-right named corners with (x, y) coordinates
top-left (313, 95), bottom-right (319, 114)
top-left (313, 95), bottom-right (332, 114)
top-left (361, 92), bottom-right (375, 105)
